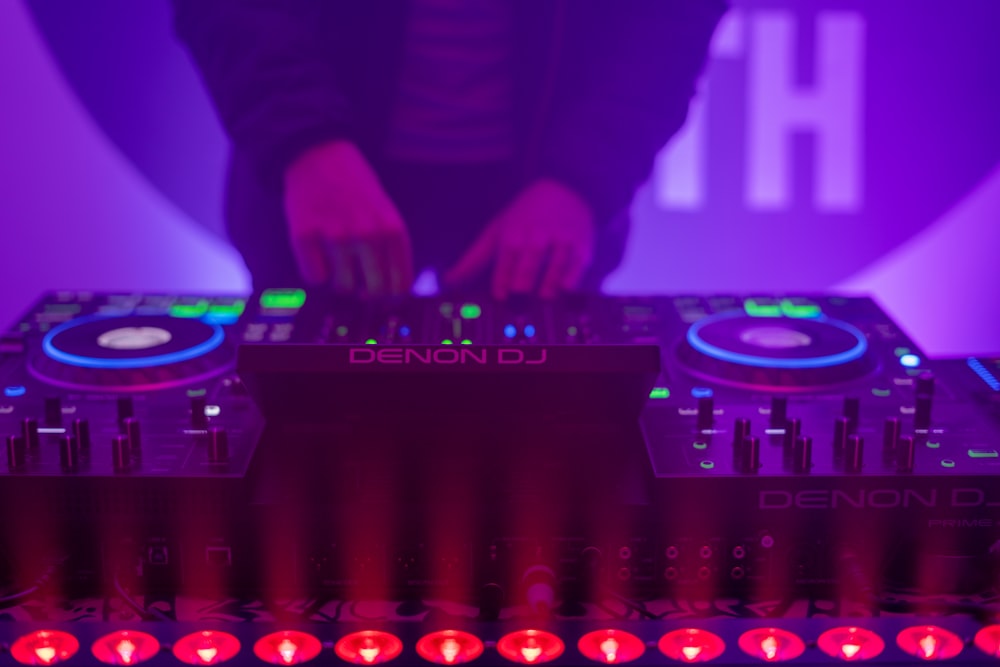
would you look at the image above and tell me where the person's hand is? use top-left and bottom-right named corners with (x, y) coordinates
top-left (284, 139), bottom-right (413, 295)
top-left (444, 179), bottom-right (596, 299)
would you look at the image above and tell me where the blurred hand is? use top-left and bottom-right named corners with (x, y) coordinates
top-left (444, 179), bottom-right (596, 299)
top-left (284, 139), bottom-right (413, 295)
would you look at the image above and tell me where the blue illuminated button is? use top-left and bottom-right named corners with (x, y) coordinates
top-left (900, 354), bottom-right (921, 368)
top-left (691, 387), bottom-right (714, 399)
top-left (503, 324), bottom-right (517, 339)
top-left (523, 324), bottom-right (536, 338)
top-left (4, 386), bottom-right (26, 398)
top-left (399, 326), bottom-right (411, 337)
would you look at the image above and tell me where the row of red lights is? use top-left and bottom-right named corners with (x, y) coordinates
top-left (9, 625), bottom-right (1000, 664)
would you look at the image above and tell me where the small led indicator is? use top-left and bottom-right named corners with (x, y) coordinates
top-left (259, 289), bottom-right (306, 310)
top-left (700, 460), bottom-right (715, 469)
top-left (335, 325), bottom-right (349, 337)
top-left (926, 441), bottom-right (941, 449)
top-left (900, 354), bottom-right (921, 368)
top-left (4, 386), bottom-right (26, 398)
top-left (649, 387), bottom-right (670, 399)
top-left (459, 303), bottom-right (482, 320)
top-left (940, 459), bottom-right (955, 468)
top-left (567, 326), bottom-right (579, 337)
top-left (503, 324), bottom-right (517, 339)
top-left (693, 441), bottom-right (708, 450)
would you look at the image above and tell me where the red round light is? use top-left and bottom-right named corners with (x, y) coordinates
top-left (896, 626), bottom-right (964, 661)
top-left (415, 630), bottom-right (484, 664)
top-left (253, 631), bottom-right (323, 665)
top-left (578, 629), bottom-right (645, 664)
top-left (91, 631), bottom-right (161, 665)
top-left (974, 625), bottom-right (1000, 658)
top-left (334, 630), bottom-right (404, 664)
top-left (10, 630), bottom-right (80, 665)
top-left (658, 629), bottom-right (726, 663)
top-left (496, 630), bottom-right (565, 664)
top-left (817, 627), bottom-right (885, 661)
top-left (738, 628), bottom-right (805, 662)
top-left (173, 630), bottom-right (242, 664)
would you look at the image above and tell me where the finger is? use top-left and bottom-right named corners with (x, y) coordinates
top-left (323, 239), bottom-right (356, 294)
top-left (291, 234), bottom-right (329, 286)
top-left (490, 241), bottom-right (518, 301)
top-left (444, 220), bottom-right (501, 287)
top-left (354, 238), bottom-right (385, 297)
top-left (384, 230), bottom-right (413, 296)
top-left (506, 243), bottom-right (547, 296)
top-left (539, 244), bottom-right (574, 299)
top-left (558, 250), bottom-right (590, 293)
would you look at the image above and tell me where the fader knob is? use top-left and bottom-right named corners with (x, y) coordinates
top-left (190, 395), bottom-right (208, 429)
top-left (73, 419), bottom-right (91, 456)
top-left (6, 435), bottom-right (25, 471)
top-left (117, 397), bottom-right (134, 431)
top-left (783, 418), bottom-right (801, 461)
top-left (843, 397), bottom-right (860, 434)
top-left (112, 434), bottom-right (130, 472)
top-left (208, 427), bottom-right (229, 463)
top-left (846, 434), bottom-right (864, 473)
top-left (44, 397), bottom-right (62, 426)
top-left (732, 418), bottom-right (750, 463)
top-left (882, 417), bottom-right (901, 460)
top-left (697, 397), bottom-right (714, 431)
top-left (833, 417), bottom-right (850, 459)
top-left (769, 396), bottom-right (787, 428)
top-left (916, 371), bottom-right (935, 397)
top-left (59, 435), bottom-right (79, 472)
top-left (21, 417), bottom-right (39, 449)
top-left (741, 436), bottom-right (760, 473)
top-left (793, 436), bottom-right (813, 473)
top-left (897, 435), bottom-right (915, 473)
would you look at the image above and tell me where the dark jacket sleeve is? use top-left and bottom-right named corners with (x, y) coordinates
top-left (172, 0), bottom-right (350, 183)
top-left (534, 0), bottom-right (726, 222)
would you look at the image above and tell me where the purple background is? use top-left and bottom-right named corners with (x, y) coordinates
top-left (1, 0), bottom-right (998, 355)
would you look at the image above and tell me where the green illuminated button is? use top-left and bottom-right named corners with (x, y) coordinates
top-left (335, 325), bottom-right (348, 337)
top-left (170, 300), bottom-right (209, 318)
top-left (567, 326), bottom-right (579, 337)
top-left (693, 441), bottom-right (708, 450)
top-left (894, 347), bottom-right (911, 357)
top-left (364, 338), bottom-right (377, 345)
top-left (460, 339), bottom-right (472, 345)
top-left (700, 460), bottom-right (715, 470)
top-left (260, 288), bottom-right (306, 310)
top-left (941, 459), bottom-right (956, 468)
top-left (968, 449), bottom-right (999, 458)
top-left (926, 441), bottom-right (941, 449)
top-left (439, 302), bottom-right (454, 318)
top-left (744, 298), bottom-right (782, 318)
top-left (208, 300), bottom-right (246, 317)
top-left (441, 339), bottom-right (453, 345)
top-left (459, 303), bottom-right (482, 320)
top-left (872, 388), bottom-right (891, 397)
top-left (186, 388), bottom-right (207, 398)
top-left (780, 298), bottom-right (821, 319)
top-left (649, 387), bottom-right (670, 399)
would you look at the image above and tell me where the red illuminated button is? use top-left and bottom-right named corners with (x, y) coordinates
top-left (11, 630), bottom-right (80, 665)
top-left (578, 629), bottom-right (645, 664)
top-left (738, 628), bottom-right (805, 662)
top-left (817, 627), bottom-right (885, 661)
top-left (254, 631), bottom-right (323, 665)
top-left (416, 630), bottom-right (484, 664)
top-left (334, 631), bottom-right (404, 664)
top-left (975, 625), bottom-right (1000, 658)
top-left (497, 630), bottom-right (565, 664)
top-left (173, 630), bottom-right (242, 664)
top-left (92, 631), bottom-right (160, 665)
top-left (658, 629), bottom-right (726, 663)
top-left (897, 626), bottom-right (964, 661)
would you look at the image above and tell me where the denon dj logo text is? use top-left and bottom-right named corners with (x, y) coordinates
top-left (760, 488), bottom-right (1000, 510)
top-left (348, 348), bottom-right (548, 365)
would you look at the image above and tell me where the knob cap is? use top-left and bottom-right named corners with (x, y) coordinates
top-left (783, 418), bottom-right (801, 461)
top-left (732, 418), bottom-right (750, 463)
top-left (6, 434), bottom-right (25, 471)
top-left (793, 436), bottom-right (813, 473)
top-left (208, 427), bottom-right (229, 463)
top-left (882, 417), bottom-right (901, 460)
top-left (846, 434), bottom-right (864, 473)
top-left (833, 417), bottom-right (850, 459)
top-left (59, 435), bottom-right (79, 472)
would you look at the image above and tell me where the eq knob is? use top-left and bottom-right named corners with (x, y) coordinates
top-left (833, 417), bottom-right (850, 459)
top-left (112, 434), bottom-right (130, 472)
top-left (783, 418), bottom-right (801, 462)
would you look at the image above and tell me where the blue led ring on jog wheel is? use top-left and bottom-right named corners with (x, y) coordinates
top-left (678, 310), bottom-right (874, 391)
top-left (30, 314), bottom-right (231, 392)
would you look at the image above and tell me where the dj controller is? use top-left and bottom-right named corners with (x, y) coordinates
top-left (1, 290), bottom-right (999, 665)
